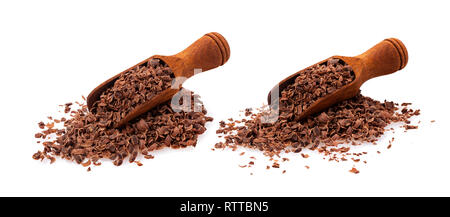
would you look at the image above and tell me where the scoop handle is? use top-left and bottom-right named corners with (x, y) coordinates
top-left (157, 32), bottom-right (230, 78)
top-left (357, 38), bottom-right (408, 80)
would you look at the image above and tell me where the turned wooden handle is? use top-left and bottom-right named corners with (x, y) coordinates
top-left (357, 38), bottom-right (408, 80)
top-left (157, 32), bottom-right (230, 78)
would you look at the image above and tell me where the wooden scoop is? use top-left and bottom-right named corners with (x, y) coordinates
top-left (87, 32), bottom-right (230, 128)
top-left (268, 38), bottom-right (408, 120)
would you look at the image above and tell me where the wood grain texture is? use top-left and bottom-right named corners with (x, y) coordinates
top-left (268, 38), bottom-right (408, 121)
top-left (86, 32), bottom-right (230, 128)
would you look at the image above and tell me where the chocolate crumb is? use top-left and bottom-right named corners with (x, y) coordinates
top-left (38, 121), bottom-right (45, 129)
top-left (349, 167), bottom-right (360, 174)
top-left (405, 125), bottom-right (418, 130)
top-left (272, 162), bottom-right (280, 168)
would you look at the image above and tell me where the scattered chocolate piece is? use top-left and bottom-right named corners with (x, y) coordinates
top-left (144, 154), bottom-right (155, 160)
top-left (351, 158), bottom-right (360, 163)
top-left (34, 133), bottom-right (44, 139)
top-left (81, 160), bottom-right (91, 167)
top-left (48, 156), bottom-right (56, 164)
top-left (272, 162), bottom-right (280, 168)
top-left (349, 167), bottom-right (360, 174)
top-left (405, 125), bottom-right (418, 130)
top-left (64, 103), bottom-right (72, 113)
top-left (38, 121), bottom-right (45, 129)
top-left (45, 122), bottom-right (54, 129)
top-left (244, 108), bottom-right (253, 117)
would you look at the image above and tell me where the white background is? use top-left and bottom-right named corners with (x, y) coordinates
top-left (1, 0), bottom-right (449, 196)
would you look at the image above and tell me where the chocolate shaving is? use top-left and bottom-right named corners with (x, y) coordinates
top-left (349, 167), bottom-right (360, 174)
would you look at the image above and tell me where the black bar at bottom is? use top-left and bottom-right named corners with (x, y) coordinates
top-left (0, 197), bottom-right (447, 216)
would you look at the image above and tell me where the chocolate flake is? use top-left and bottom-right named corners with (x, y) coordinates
top-left (349, 167), bottom-right (360, 174)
